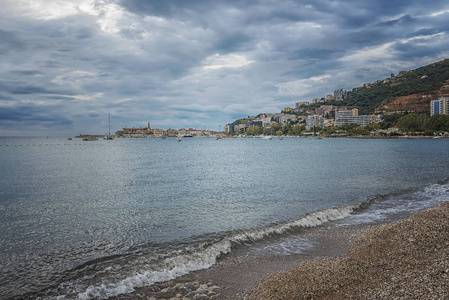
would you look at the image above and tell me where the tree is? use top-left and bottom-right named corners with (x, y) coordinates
top-left (270, 123), bottom-right (282, 134)
top-left (283, 123), bottom-right (292, 134)
top-left (275, 130), bottom-right (283, 136)
top-left (368, 123), bottom-right (381, 131)
top-left (397, 114), bottom-right (419, 132)
top-left (263, 127), bottom-right (271, 135)
top-left (416, 114), bottom-right (429, 132)
top-left (292, 124), bottom-right (303, 135)
top-left (326, 126), bottom-right (339, 135)
top-left (383, 113), bottom-right (404, 123)
top-left (349, 126), bottom-right (370, 136)
top-left (428, 114), bottom-right (449, 131)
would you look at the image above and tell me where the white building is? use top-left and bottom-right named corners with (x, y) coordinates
top-left (430, 97), bottom-right (449, 116)
top-left (306, 115), bottom-right (324, 130)
top-left (335, 109), bottom-right (370, 127)
top-left (279, 114), bottom-right (297, 124)
top-left (262, 117), bottom-right (272, 128)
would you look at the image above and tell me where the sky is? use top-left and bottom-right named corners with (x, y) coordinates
top-left (1, 0), bottom-right (449, 136)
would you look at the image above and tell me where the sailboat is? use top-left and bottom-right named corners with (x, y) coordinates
top-left (215, 125), bottom-right (222, 140)
top-left (104, 112), bottom-right (114, 140)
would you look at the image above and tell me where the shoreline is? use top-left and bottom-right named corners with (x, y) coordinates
top-left (251, 201), bottom-right (449, 299)
top-left (118, 202), bottom-right (448, 300)
top-left (118, 210), bottom-right (408, 299)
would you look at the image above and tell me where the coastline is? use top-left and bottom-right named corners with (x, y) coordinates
top-left (251, 201), bottom-right (449, 299)
top-left (119, 202), bottom-right (449, 300)
top-left (119, 221), bottom-right (369, 300)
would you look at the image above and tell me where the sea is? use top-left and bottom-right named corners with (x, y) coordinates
top-left (1, 136), bottom-right (448, 299)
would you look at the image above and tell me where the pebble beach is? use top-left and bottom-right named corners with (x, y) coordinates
top-left (250, 201), bottom-right (449, 299)
top-left (122, 201), bottom-right (449, 300)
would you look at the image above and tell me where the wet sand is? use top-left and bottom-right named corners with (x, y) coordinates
top-left (121, 220), bottom-right (378, 299)
top-left (120, 202), bottom-right (449, 299)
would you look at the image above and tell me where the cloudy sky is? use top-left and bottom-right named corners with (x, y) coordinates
top-left (1, 0), bottom-right (449, 136)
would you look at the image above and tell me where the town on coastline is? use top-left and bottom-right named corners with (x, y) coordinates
top-left (222, 95), bottom-right (449, 138)
top-left (95, 61), bottom-right (449, 139)
top-left (109, 95), bottom-right (449, 139)
top-left (113, 122), bottom-right (222, 138)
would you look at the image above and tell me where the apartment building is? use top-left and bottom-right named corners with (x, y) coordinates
top-left (430, 97), bottom-right (449, 116)
top-left (306, 115), bottom-right (324, 130)
top-left (335, 109), bottom-right (370, 127)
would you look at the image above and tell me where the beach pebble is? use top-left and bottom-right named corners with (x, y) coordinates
top-left (192, 294), bottom-right (209, 300)
top-left (133, 281), bottom-right (220, 300)
top-left (250, 201), bottom-right (449, 300)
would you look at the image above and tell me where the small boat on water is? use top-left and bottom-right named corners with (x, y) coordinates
top-left (83, 137), bottom-right (98, 141)
top-left (103, 112), bottom-right (114, 140)
top-left (176, 137), bottom-right (182, 142)
top-left (215, 126), bottom-right (222, 140)
top-left (262, 136), bottom-right (272, 140)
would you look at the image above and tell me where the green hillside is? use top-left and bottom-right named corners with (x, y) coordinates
top-left (342, 59), bottom-right (449, 114)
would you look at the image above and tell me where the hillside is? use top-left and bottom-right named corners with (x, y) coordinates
top-left (343, 59), bottom-right (449, 114)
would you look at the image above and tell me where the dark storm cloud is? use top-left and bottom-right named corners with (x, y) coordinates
top-left (0, 94), bottom-right (14, 100)
top-left (0, 29), bottom-right (26, 54)
top-left (46, 96), bottom-right (77, 101)
top-left (215, 33), bottom-right (252, 52)
top-left (288, 49), bottom-right (341, 61)
top-left (9, 86), bottom-right (56, 95)
top-left (118, 0), bottom-right (256, 18)
top-left (0, 105), bottom-right (72, 125)
top-left (10, 70), bottom-right (44, 76)
top-left (0, 80), bottom-right (75, 96)
top-left (1, 0), bottom-right (449, 135)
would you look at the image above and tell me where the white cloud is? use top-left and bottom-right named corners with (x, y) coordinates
top-left (399, 32), bottom-right (446, 45)
top-left (72, 92), bottom-right (104, 101)
top-left (430, 9), bottom-right (449, 17)
top-left (79, 1), bottom-right (138, 36)
top-left (1, 0), bottom-right (91, 20)
top-left (168, 103), bottom-right (221, 112)
top-left (52, 70), bottom-right (98, 86)
top-left (1, 0), bottom-right (131, 36)
top-left (276, 75), bottom-right (331, 96)
top-left (339, 42), bottom-right (396, 65)
top-left (203, 53), bottom-right (254, 70)
top-left (340, 32), bottom-right (446, 68)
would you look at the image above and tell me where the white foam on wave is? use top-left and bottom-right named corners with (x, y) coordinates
top-left (68, 204), bottom-right (361, 300)
top-left (338, 181), bottom-right (449, 227)
top-left (254, 236), bottom-right (315, 256)
top-left (76, 240), bottom-right (233, 300)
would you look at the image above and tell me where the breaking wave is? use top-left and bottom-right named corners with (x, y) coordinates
top-left (47, 199), bottom-right (377, 300)
top-left (42, 180), bottom-right (449, 300)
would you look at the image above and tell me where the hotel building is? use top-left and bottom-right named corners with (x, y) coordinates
top-left (430, 97), bottom-right (449, 116)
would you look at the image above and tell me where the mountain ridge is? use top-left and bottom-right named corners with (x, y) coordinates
top-left (343, 58), bottom-right (449, 114)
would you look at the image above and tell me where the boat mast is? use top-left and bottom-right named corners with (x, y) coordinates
top-left (108, 112), bottom-right (111, 136)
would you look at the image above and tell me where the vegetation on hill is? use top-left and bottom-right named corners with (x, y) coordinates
top-left (397, 113), bottom-right (449, 133)
top-left (343, 59), bottom-right (449, 114)
top-left (229, 59), bottom-right (449, 136)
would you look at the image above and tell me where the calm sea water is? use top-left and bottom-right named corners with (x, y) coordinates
top-left (1, 136), bottom-right (448, 299)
